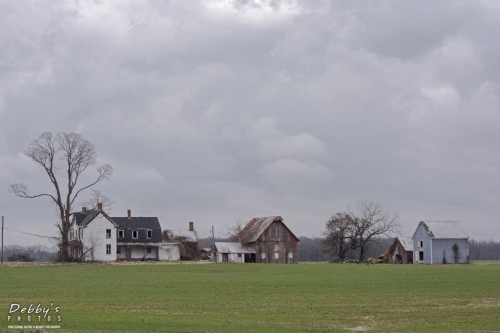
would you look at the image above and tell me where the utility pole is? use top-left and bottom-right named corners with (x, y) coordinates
top-left (212, 225), bottom-right (215, 263)
top-left (1, 216), bottom-right (4, 264)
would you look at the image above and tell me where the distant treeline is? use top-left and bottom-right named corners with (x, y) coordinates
top-left (3, 238), bottom-right (500, 262)
top-left (297, 237), bottom-right (393, 262)
top-left (469, 239), bottom-right (500, 260)
top-left (2, 245), bottom-right (56, 262)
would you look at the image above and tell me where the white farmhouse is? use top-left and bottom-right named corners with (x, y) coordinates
top-left (68, 204), bottom-right (179, 261)
top-left (413, 221), bottom-right (469, 264)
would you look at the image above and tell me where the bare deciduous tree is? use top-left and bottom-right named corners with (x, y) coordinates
top-left (81, 189), bottom-right (114, 213)
top-left (225, 219), bottom-right (244, 242)
top-left (321, 212), bottom-right (357, 262)
top-left (348, 201), bottom-right (401, 262)
top-left (8, 132), bottom-right (113, 262)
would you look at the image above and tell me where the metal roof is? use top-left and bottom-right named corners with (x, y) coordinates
top-left (238, 216), bottom-right (284, 243)
top-left (397, 237), bottom-right (413, 251)
top-left (214, 242), bottom-right (255, 254)
top-left (421, 221), bottom-right (469, 239)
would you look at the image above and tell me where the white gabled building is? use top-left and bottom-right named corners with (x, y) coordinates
top-left (68, 205), bottom-right (118, 261)
top-left (413, 221), bottom-right (469, 264)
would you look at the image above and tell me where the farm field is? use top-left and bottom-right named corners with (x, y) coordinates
top-left (1, 261), bottom-right (499, 333)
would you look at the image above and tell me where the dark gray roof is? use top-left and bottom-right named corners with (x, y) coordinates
top-left (73, 209), bottom-right (115, 227)
top-left (111, 217), bottom-right (162, 243)
top-left (73, 211), bottom-right (88, 226)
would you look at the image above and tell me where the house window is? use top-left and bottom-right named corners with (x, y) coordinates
top-left (117, 247), bottom-right (121, 254)
top-left (118, 230), bottom-right (124, 238)
top-left (147, 230), bottom-right (152, 239)
top-left (70, 230), bottom-right (74, 240)
top-left (274, 252), bottom-right (279, 259)
top-left (106, 229), bottom-right (111, 239)
top-left (261, 253), bottom-right (266, 259)
top-left (419, 240), bottom-right (423, 248)
top-left (146, 247), bottom-right (152, 254)
top-left (237, 253), bottom-right (242, 258)
top-left (419, 251), bottom-right (424, 261)
top-left (132, 230), bottom-right (138, 239)
top-left (274, 244), bottom-right (279, 252)
top-left (288, 252), bottom-right (293, 259)
top-left (106, 244), bottom-right (111, 255)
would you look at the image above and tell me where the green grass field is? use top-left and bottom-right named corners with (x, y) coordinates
top-left (1, 261), bottom-right (499, 333)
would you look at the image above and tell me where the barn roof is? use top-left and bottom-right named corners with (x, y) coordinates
top-left (419, 221), bottom-right (469, 239)
top-left (238, 216), bottom-right (298, 243)
top-left (214, 242), bottom-right (255, 254)
top-left (397, 237), bottom-right (413, 251)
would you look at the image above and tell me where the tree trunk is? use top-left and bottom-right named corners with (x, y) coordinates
top-left (358, 240), bottom-right (365, 262)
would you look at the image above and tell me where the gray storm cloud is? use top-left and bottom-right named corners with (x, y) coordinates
top-left (1, 0), bottom-right (499, 245)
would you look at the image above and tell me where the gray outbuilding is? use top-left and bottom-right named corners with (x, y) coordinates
top-left (413, 221), bottom-right (469, 264)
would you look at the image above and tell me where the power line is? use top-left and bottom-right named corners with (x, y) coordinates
top-left (4, 227), bottom-right (58, 240)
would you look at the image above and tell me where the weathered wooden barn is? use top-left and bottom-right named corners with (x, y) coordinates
top-left (413, 221), bottom-right (469, 264)
top-left (387, 237), bottom-right (413, 264)
top-left (238, 216), bottom-right (299, 264)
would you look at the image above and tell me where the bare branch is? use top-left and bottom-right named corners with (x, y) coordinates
top-left (8, 183), bottom-right (58, 203)
top-left (70, 164), bottom-right (113, 206)
top-left (81, 189), bottom-right (114, 212)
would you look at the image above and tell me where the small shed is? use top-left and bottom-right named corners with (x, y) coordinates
top-left (214, 242), bottom-right (256, 263)
top-left (387, 237), bottom-right (413, 264)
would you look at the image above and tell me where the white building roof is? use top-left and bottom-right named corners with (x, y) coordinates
top-left (215, 242), bottom-right (255, 254)
top-left (169, 229), bottom-right (197, 242)
top-left (398, 237), bottom-right (413, 251)
top-left (421, 221), bottom-right (469, 239)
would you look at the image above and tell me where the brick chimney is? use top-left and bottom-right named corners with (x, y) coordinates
top-left (189, 221), bottom-right (194, 231)
top-left (127, 209), bottom-right (131, 219)
top-left (97, 202), bottom-right (102, 210)
top-left (82, 207), bottom-right (87, 212)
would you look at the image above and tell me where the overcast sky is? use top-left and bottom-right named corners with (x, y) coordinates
top-left (1, 0), bottom-right (499, 247)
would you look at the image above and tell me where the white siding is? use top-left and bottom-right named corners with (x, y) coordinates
top-left (158, 244), bottom-right (180, 261)
top-left (82, 214), bottom-right (117, 261)
top-left (116, 246), bottom-right (159, 260)
top-left (217, 253), bottom-right (245, 263)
